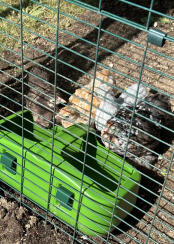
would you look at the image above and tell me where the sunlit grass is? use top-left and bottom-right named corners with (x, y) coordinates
top-left (0, 0), bottom-right (98, 53)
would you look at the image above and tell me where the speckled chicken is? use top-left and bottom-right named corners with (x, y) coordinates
top-left (101, 93), bottom-right (171, 169)
top-left (26, 67), bottom-right (66, 128)
top-left (95, 83), bottom-right (148, 132)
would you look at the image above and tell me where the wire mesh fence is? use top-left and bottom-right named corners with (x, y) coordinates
top-left (0, 0), bottom-right (174, 243)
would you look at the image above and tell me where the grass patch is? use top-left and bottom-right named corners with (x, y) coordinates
top-left (0, 0), bottom-right (98, 54)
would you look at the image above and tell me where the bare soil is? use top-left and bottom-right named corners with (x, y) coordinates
top-left (0, 1), bottom-right (174, 243)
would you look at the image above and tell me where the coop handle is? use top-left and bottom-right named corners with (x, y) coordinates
top-left (0, 152), bottom-right (17, 175)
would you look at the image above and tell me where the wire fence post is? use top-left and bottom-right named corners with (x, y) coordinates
top-left (19, 0), bottom-right (25, 206)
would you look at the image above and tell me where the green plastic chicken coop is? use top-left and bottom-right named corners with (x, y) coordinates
top-left (0, 110), bottom-right (141, 236)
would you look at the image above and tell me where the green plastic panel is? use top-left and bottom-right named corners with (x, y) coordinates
top-left (0, 110), bottom-right (141, 236)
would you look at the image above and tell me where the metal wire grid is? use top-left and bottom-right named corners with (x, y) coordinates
top-left (0, 0), bottom-right (174, 243)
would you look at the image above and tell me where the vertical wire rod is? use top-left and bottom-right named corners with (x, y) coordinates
top-left (45, 0), bottom-right (61, 222)
top-left (145, 153), bottom-right (174, 243)
top-left (106, 0), bottom-right (155, 241)
top-left (19, 0), bottom-right (25, 206)
top-left (72, 0), bottom-right (104, 241)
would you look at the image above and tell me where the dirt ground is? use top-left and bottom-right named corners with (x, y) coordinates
top-left (0, 0), bottom-right (174, 243)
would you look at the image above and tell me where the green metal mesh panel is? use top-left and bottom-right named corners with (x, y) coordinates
top-left (0, 0), bottom-right (173, 243)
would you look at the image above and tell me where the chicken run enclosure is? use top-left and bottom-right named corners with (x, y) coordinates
top-left (0, 0), bottom-right (174, 243)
